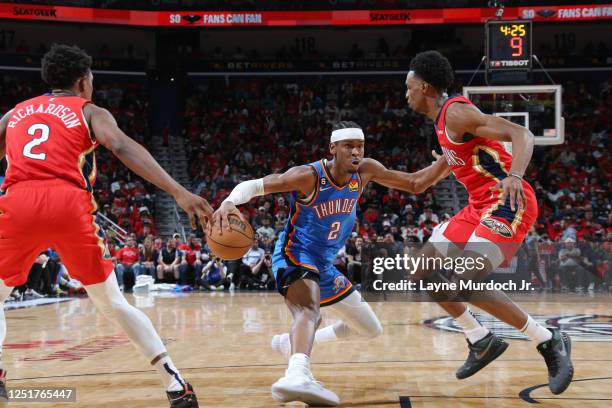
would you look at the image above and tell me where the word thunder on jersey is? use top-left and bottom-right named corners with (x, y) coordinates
top-left (1, 94), bottom-right (96, 193)
top-left (276, 159), bottom-right (361, 270)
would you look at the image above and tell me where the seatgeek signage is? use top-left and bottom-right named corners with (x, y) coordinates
top-left (1, 3), bottom-right (611, 27)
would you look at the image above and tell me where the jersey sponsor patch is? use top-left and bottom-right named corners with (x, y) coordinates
top-left (480, 217), bottom-right (513, 238)
top-left (349, 179), bottom-right (359, 192)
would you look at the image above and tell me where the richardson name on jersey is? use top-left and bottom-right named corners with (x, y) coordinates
top-left (313, 198), bottom-right (358, 219)
top-left (8, 103), bottom-right (82, 129)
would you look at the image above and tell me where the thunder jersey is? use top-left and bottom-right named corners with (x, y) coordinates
top-left (1, 94), bottom-right (96, 193)
top-left (435, 96), bottom-right (532, 205)
top-left (274, 159), bottom-right (362, 270)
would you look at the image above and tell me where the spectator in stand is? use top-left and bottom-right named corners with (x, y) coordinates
top-left (418, 207), bottom-right (439, 225)
top-left (140, 236), bottom-right (157, 277)
top-left (200, 257), bottom-right (228, 290)
top-left (253, 206), bottom-right (270, 229)
top-left (256, 217), bottom-right (276, 240)
top-left (558, 237), bottom-right (588, 292)
top-left (346, 237), bottom-right (365, 284)
top-left (138, 223), bottom-right (154, 243)
top-left (114, 237), bottom-right (142, 291)
top-left (384, 233), bottom-right (403, 254)
top-left (561, 218), bottom-right (578, 241)
top-left (153, 237), bottom-right (163, 251)
top-left (230, 235), bottom-right (265, 289)
top-left (250, 251), bottom-right (275, 290)
top-left (179, 234), bottom-right (204, 286)
top-left (157, 239), bottom-right (181, 283)
top-left (14, 253), bottom-right (51, 300)
top-left (173, 232), bottom-right (184, 248)
top-left (421, 219), bottom-right (436, 242)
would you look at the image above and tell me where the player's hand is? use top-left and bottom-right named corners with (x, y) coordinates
top-left (431, 150), bottom-right (443, 164)
top-left (490, 176), bottom-right (526, 211)
top-left (175, 191), bottom-right (214, 231)
top-left (431, 150), bottom-right (452, 180)
top-left (213, 201), bottom-right (242, 234)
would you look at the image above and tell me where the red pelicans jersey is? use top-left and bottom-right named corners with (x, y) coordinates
top-left (1, 94), bottom-right (96, 193)
top-left (431, 95), bottom-right (538, 265)
top-left (0, 93), bottom-right (113, 287)
top-left (435, 95), bottom-right (516, 206)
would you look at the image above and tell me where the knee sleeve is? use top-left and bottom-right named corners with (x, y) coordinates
top-left (328, 291), bottom-right (382, 339)
top-left (85, 274), bottom-right (166, 360)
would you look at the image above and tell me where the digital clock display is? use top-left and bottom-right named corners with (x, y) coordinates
top-left (486, 20), bottom-right (532, 71)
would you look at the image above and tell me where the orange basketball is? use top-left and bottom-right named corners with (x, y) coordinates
top-left (207, 214), bottom-right (254, 260)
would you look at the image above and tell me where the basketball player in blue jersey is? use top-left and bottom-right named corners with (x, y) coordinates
top-left (214, 121), bottom-right (449, 406)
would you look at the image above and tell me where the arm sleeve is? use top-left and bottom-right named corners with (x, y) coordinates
top-left (223, 178), bottom-right (265, 206)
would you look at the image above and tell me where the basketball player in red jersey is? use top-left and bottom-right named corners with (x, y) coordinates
top-left (0, 44), bottom-right (211, 407)
top-left (404, 51), bottom-right (573, 394)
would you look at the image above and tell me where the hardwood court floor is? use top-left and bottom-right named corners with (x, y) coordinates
top-left (2, 291), bottom-right (611, 407)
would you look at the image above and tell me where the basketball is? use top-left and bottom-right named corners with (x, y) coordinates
top-left (207, 214), bottom-right (254, 260)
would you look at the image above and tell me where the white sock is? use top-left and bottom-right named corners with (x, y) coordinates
top-left (287, 353), bottom-right (311, 376)
top-left (455, 308), bottom-right (489, 344)
top-left (153, 354), bottom-right (185, 392)
top-left (521, 316), bottom-right (552, 344)
top-left (314, 325), bottom-right (338, 343)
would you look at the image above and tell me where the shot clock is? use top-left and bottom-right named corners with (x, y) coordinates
top-left (486, 20), bottom-right (532, 71)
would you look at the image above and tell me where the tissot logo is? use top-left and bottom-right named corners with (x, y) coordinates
top-left (13, 6), bottom-right (57, 17)
top-left (425, 314), bottom-right (612, 341)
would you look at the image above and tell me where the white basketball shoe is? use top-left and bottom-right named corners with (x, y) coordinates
top-left (271, 366), bottom-right (339, 406)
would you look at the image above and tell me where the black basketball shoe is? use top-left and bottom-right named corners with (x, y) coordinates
top-left (0, 369), bottom-right (8, 401)
top-left (537, 328), bottom-right (574, 394)
top-left (167, 382), bottom-right (198, 408)
top-left (456, 332), bottom-right (509, 379)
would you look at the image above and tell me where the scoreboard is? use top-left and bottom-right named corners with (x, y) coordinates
top-left (486, 20), bottom-right (532, 71)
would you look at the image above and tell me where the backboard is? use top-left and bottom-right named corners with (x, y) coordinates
top-left (463, 85), bottom-right (564, 145)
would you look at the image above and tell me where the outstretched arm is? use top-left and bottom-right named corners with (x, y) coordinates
top-left (359, 154), bottom-right (450, 194)
top-left (0, 110), bottom-right (13, 161)
top-left (445, 102), bottom-right (534, 210)
top-left (214, 165), bottom-right (317, 232)
top-left (86, 104), bottom-right (213, 229)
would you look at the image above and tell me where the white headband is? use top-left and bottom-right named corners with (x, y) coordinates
top-left (331, 128), bottom-right (365, 143)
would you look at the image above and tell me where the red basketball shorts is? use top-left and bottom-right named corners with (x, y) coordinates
top-left (430, 183), bottom-right (538, 268)
top-left (0, 180), bottom-right (113, 287)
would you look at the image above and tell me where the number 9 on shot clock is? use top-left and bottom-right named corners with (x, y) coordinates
top-left (486, 20), bottom-right (532, 71)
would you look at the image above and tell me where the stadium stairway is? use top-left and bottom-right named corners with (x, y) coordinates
top-left (433, 175), bottom-right (468, 217)
top-left (150, 135), bottom-right (192, 238)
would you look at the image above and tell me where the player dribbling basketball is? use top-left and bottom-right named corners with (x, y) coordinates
top-left (214, 121), bottom-right (450, 406)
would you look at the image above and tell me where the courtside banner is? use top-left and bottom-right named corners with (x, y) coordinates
top-left (1, 4), bottom-right (610, 27)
